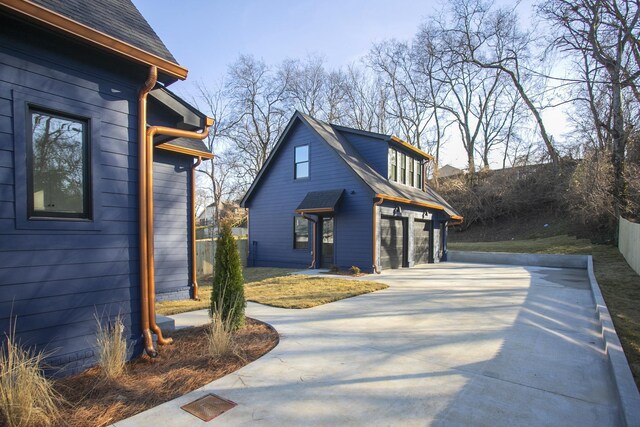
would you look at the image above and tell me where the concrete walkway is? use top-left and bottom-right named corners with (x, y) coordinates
top-left (115, 263), bottom-right (621, 426)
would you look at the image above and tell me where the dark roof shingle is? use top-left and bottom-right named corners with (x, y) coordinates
top-left (30, 0), bottom-right (177, 63)
top-left (299, 113), bottom-right (460, 217)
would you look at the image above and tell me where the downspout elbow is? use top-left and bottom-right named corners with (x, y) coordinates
top-left (145, 119), bottom-right (213, 347)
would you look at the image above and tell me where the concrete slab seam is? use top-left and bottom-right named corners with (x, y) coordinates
top-left (586, 256), bottom-right (640, 427)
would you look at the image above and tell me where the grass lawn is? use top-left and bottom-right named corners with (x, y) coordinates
top-left (244, 275), bottom-right (387, 309)
top-left (449, 235), bottom-right (640, 390)
top-left (157, 267), bottom-right (295, 316)
top-left (157, 267), bottom-right (388, 315)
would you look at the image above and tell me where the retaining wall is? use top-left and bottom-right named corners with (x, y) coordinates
top-left (619, 216), bottom-right (640, 276)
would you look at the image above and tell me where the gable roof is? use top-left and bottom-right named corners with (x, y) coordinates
top-left (241, 111), bottom-right (461, 218)
top-left (1, 0), bottom-right (186, 82)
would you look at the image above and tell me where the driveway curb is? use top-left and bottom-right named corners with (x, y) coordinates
top-left (449, 250), bottom-right (640, 426)
top-left (586, 256), bottom-right (640, 427)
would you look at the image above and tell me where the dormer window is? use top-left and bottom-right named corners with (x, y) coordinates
top-left (400, 153), bottom-right (407, 184)
top-left (388, 149), bottom-right (397, 181)
top-left (408, 157), bottom-right (414, 187)
top-left (415, 159), bottom-right (422, 190)
top-left (294, 145), bottom-right (309, 179)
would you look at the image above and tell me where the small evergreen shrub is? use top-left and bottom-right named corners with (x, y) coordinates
top-left (349, 266), bottom-right (361, 275)
top-left (210, 221), bottom-right (245, 331)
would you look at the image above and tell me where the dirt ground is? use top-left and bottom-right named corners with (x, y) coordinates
top-left (53, 318), bottom-right (278, 427)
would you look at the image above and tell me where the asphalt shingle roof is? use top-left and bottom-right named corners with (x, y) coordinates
top-left (242, 111), bottom-right (461, 219)
top-left (30, 0), bottom-right (177, 63)
top-left (299, 113), bottom-right (460, 217)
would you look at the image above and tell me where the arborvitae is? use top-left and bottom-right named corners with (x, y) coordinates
top-left (210, 221), bottom-right (245, 330)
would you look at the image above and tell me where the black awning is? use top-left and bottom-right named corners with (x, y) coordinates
top-left (295, 189), bottom-right (344, 214)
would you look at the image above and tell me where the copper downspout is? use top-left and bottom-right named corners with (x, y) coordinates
top-left (372, 197), bottom-right (384, 274)
top-left (301, 214), bottom-right (317, 268)
top-left (139, 66), bottom-right (157, 357)
top-left (191, 156), bottom-right (202, 300)
top-left (146, 120), bottom-right (213, 345)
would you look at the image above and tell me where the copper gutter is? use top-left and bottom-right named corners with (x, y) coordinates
top-left (0, 0), bottom-right (188, 81)
top-left (138, 66), bottom-right (157, 357)
top-left (146, 119), bottom-right (213, 345)
top-left (372, 197), bottom-right (384, 274)
top-left (191, 156), bottom-right (202, 300)
top-left (389, 136), bottom-right (434, 160)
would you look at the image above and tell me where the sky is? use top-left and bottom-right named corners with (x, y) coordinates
top-left (132, 0), bottom-right (567, 169)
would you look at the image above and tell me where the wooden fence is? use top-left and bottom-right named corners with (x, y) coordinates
top-left (619, 217), bottom-right (640, 276)
top-left (196, 238), bottom-right (247, 277)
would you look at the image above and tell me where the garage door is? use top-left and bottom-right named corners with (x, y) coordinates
top-left (414, 219), bottom-right (431, 265)
top-left (380, 217), bottom-right (405, 269)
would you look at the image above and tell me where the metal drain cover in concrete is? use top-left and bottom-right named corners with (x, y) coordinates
top-left (181, 393), bottom-right (237, 422)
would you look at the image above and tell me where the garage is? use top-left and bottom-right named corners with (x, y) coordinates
top-left (380, 216), bottom-right (405, 269)
top-left (414, 219), bottom-right (431, 265)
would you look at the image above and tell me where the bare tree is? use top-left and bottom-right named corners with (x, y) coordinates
top-left (281, 55), bottom-right (328, 118)
top-left (449, 0), bottom-right (561, 166)
top-left (338, 65), bottom-right (390, 133)
top-left (225, 55), bottom-right (291, 188)
top-left (417, 15), bottom-right (507, 175)
top-left (192, 79), bottom-right (241, 226)
top-left (369, 40), bottom-right (433, 150)
top-left (539, 0), bottom-right (640, 217)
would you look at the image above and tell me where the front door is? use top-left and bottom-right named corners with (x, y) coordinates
top-left (320, 217), bottom-right (334, 268)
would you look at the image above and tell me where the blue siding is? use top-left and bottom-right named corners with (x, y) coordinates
top-left (340, 130), bottom-right (389, 178)
top-left (247, 120), bottom-right (374, 271)
top-left (153, 150), bottom-right (191, 300)
top-left (0, 17), bottom-right (191, 375)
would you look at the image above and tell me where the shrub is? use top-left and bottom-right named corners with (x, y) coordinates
top-left (329, 265), bottom-right (340, 273)
top-left (349, 266), bottom-right (361, 275)
top-left (0, 327), bottom-right (62, 427)
top-left (210, 221), bottom-right (245, 331)
top-left (95, 314), bottom-right (127, 380)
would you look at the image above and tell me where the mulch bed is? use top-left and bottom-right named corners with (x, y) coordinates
top-left (53, 318), bottom-right (278, 427)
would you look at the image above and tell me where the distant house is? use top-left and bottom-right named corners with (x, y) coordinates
top-left (241, 112), bottom-right (462, 272)
top-left (438, 164), bottom-right (465, 178)
top-left (0, 0), bottom-right (212, 375)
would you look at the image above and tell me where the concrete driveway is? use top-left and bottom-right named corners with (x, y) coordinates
top-left (117, 263), bottom-right (621, 426)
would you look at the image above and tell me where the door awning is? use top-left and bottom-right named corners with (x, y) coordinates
top-left (295, 189), bottom-right (344, 214)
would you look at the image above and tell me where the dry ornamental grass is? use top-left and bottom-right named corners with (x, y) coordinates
top-left (0, 330), bottom-right (62, 427)
top-left (53, 318), bottom-right (278, 427)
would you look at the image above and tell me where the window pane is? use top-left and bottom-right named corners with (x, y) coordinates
top-left (294, 217), bottom-right (308, 249)
top-left (295, 145), bottom-right (309, 179)
top-left (409, 157), bottom-right (414, 186)
top-left (400, 153), bottom-right (406, 184)
top-left (296, 161), bottom-right (309, 179)
top-left (416, 159), bottom-right (422, 189)
top-left (30, 110), bottom-right (87, 216)
top-left (295, 145), bottom-right (309, 162)
top-left (392, 150), bottom-right (397, 181)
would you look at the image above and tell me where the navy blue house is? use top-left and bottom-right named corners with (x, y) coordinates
top-left (241, 112), bottom-right (462, 273)
top-left (0, 0), bottom-right (212, 375)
